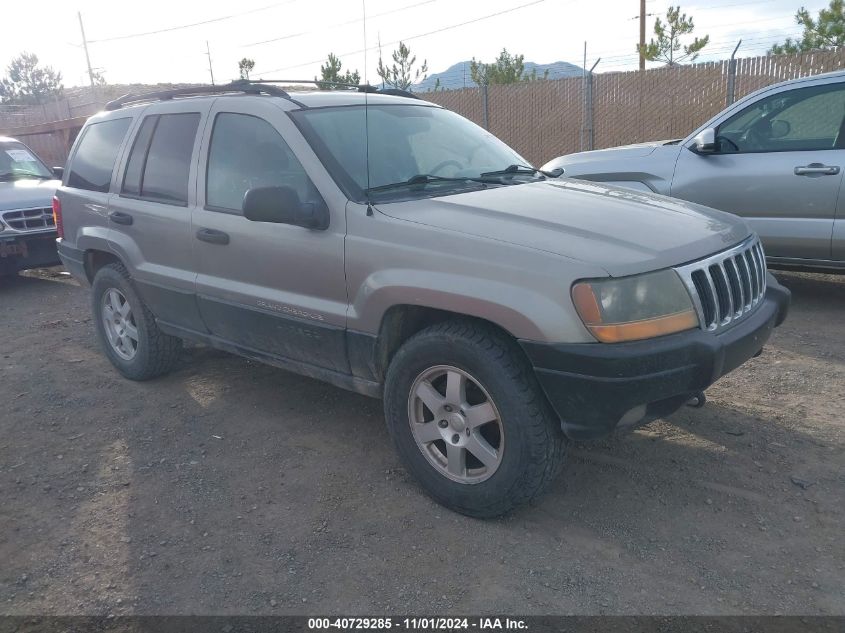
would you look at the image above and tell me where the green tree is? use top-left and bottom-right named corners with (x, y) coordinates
top-left (238, 58), bottom-right (255, 80)
top-left (316, 53), bottom-right (360, 90)
top-left (769, 0), bottom-right (845, 54)
top-left (91, 69), bottom-right (107, 86)
top-left (470, 49), bottom-right (548, 86)
top-left (638, 6), bottom-right (709, 66)
top-left (377, 41), bottom-right (427, 90)
top-left (0, 52), bottom-right (64, 105)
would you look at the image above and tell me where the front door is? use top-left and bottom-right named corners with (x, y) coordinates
top-left (672, 81), bottom-right (845, 261)
top-left (192, 99), bottom-right (349, 373)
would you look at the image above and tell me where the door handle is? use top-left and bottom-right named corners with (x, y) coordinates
top-left (195, 228), bottom-right (230, 245)
top-left (108, 211), bottom-right (133, 225)
top-left (794, 163), bottom-right (840, 176)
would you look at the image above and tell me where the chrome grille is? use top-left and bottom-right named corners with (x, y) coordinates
top-left (675, 236), bottom-right (767, 332)
top-left (1, 207), bottom-right (55, 232)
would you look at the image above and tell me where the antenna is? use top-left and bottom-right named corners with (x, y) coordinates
top-left (362, 0), bottom-right (368, 84)
top-left (362, 0), bottom-right (372, 210)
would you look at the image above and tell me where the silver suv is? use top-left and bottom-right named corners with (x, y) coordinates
top-left (56, 82), bottom-right (790, 517)
top-left (543, 70), bottom-right (845, 273)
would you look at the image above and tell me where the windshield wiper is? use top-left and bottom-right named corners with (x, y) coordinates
top-left (0, 172), bottom-right (48, 181)
top-left (480, 164), bottom-right (562, 179)
top-left (367, 174), bottom-right (484, 193)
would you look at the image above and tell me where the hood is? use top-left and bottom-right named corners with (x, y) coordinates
top-left (541, 140), bottom-right (681, 171)
top-left (376, 179), bottom-right (750, 277)
top-left (0, 178), bottom-right (60, 212)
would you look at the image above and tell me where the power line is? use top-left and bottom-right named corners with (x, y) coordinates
top-left (693, 0), bottom-right (789, 11)
top-left (256, 0), bottom-right (549, 76)
top-left (545, 26), bottom-right (803, 68)
top-left (418, 27), bottom-right (807, 86)
top-left (88, 1), bottom-right (297, 44)
top-left (242, 0), bottom-right (437, 47)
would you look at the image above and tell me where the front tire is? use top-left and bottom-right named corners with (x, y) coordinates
top-left (384, 320), bottom-right (566, 518)
top-left (91, 263), bottom-right (181, 380)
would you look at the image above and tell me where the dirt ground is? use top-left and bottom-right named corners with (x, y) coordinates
top-left (0, 267), bottom-right (842, 616)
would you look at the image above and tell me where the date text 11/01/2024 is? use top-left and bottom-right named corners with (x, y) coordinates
top-left (307, 617), bottom-right (528, 630)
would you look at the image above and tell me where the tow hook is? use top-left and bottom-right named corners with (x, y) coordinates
top-left (686, 391), bottom-right (707, 408)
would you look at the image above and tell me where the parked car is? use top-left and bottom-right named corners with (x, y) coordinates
top-left (0, 137), bottom-right (63, 275)
top-left (542, 70), bottom-right (845, 273)
top-left (56, 83), bottom-right (789, 517)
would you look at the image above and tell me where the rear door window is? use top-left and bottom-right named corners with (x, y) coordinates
top-left (67, 118), bottom-right (132, 192)
top-left (121, 113), bottom-right (200, 205)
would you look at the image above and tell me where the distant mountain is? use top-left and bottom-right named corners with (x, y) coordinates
top-left (414, 60), bottom-right (584, 92)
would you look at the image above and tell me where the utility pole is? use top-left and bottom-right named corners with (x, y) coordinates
top-left (205, 41), bottom-right (215, 85)
top-left (638, 0), bottom-right (646, 70)
top-left (78, 12), bottom-right (96, 90)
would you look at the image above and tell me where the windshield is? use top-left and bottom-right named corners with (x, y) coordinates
top-left (0, 142), bottom-right (53, 181)
top-left (291, 104), bottom-right (534, 201)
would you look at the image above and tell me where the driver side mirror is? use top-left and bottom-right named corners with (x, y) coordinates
top-left (52, 166), bottom-right (64, 179)
top-left (692, 128), bottom-right (716, 154)
top-left (243, 186), bottom-right (329, 230)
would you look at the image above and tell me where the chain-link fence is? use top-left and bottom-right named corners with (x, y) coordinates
top-left (426, 48), bottom-right (845, 166)
top-left (0, 84), bottom-right (198, 165)
top-left (2, 49), bottom-right (845, 168)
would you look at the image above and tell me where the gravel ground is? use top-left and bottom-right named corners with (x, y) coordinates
top-left (0, 267), bottom-right (842, 615)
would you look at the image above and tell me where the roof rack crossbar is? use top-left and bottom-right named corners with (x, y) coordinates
top-left (104, 81), bottom-right (296, 111)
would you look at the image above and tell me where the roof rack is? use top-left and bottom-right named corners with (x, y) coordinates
top-left (370, 88), bottom-right (420, 99)
top-left (104, 81), bottom-right (300, 111)
top-left (103, 79), bottom-right (422, 112)
top-left (248, 79), bottom-right (359, 90)
top-left (252, 79), bottom-right (421, 99)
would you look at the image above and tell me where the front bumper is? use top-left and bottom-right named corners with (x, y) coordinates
top-left (0, 232), bottom-right (60, 272)
top-left (520, 273), bottom-right (790, 440)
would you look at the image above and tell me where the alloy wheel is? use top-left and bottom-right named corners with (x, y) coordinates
top-left (407, 365), bottom-right (504, 484)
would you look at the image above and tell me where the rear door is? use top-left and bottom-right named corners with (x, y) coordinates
top-left (107, 100), bottom-right (211, 332)
top-left (672, 80), bottom-right (845, 261)
top-left (192, 98), bottom-right (349, 372)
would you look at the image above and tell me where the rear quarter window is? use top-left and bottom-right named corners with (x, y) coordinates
top-left (67, 118), bottom-right (132, 192)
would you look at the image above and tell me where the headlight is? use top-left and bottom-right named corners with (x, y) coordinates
top-left (572, 269), bottom-right (698, 343)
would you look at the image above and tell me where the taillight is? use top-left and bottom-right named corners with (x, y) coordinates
top-left (52, 195), bottom-right (64, 239)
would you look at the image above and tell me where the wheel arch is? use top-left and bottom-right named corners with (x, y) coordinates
top-left (83, 248), bottom-right (122, 284)
top-left (361, 304), bottom-right (533, 384)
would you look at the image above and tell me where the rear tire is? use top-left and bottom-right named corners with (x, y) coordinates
top-left (384, 319), bottom-right (566, 518)
top-left (91, 263), bottom-right (181, 380)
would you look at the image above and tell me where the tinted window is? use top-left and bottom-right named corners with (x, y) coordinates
top-left (121, 116), bottom-right (157, 196)
top-left (206, 113), bottom-right (320, 213)
top-left (718, 83), bottom-right (845, 153)
top-left (68, 118), bottom-right (131, 192)
top-left (136, 113), bottom-right (200, 205)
